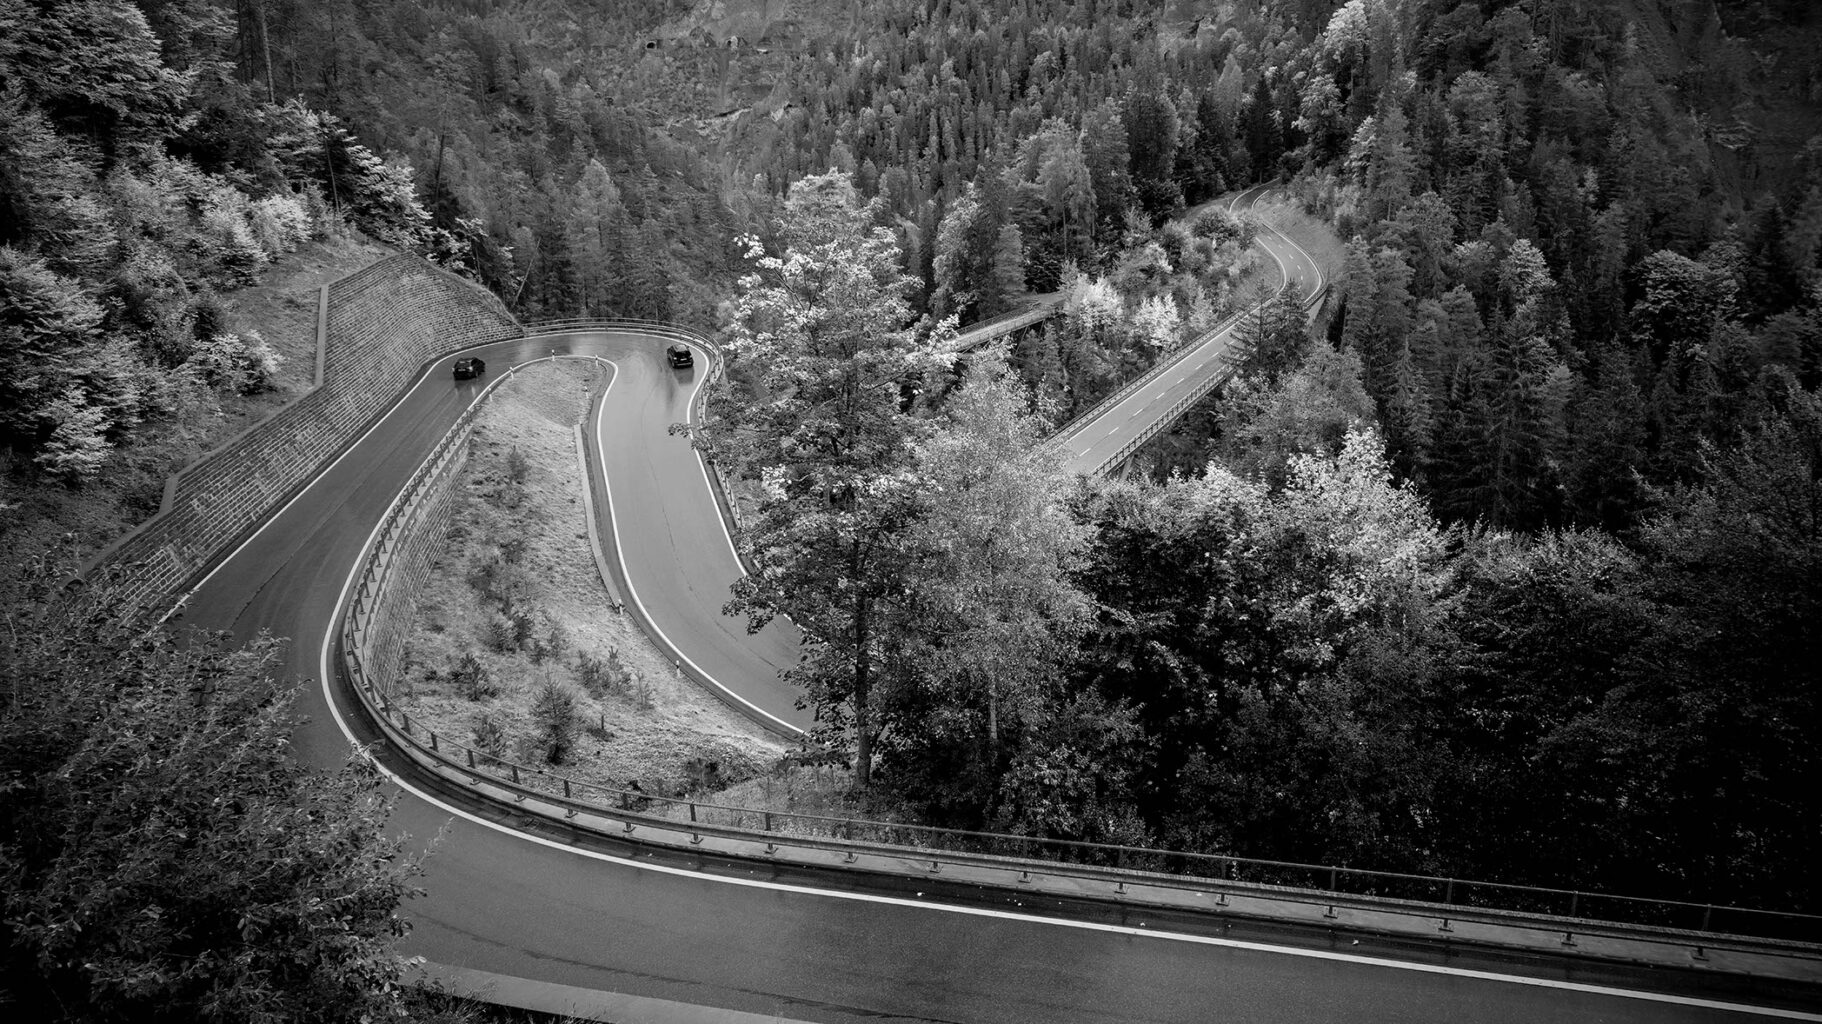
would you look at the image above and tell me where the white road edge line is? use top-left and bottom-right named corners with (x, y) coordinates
top-left (169, 352), bottom-right (491, 616)
top-left (313, 427), bottom-right (1816, 1021)
top-left (180, 303), bottom-right (1813, 1023)
top-left (591, 353), bottom-right (801, 736)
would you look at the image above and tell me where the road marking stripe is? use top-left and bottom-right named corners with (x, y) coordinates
top-left (591, 352), bottom-right (802, 736)
top-left (313, 598), bottom-right (1816, 1020)
top-left (204, 310), bottom-right (1807, 1023)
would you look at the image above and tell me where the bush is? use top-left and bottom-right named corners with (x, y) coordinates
top-left (188, 331), bottom-right (282, 394)
top-left (575, 650), bottom-right (607, 695)
top-left (466, 552), bottom-right (527, 608)
top-left (34, 389), bottom-right (111, 484)
top-left (505, 599), bottom-right (537, 650)
top-left (471, 712), bottom-right (507, 759)
top-left (576, 646), bottom-right (640, 699)
top-left (450, 652), bottom-right (498, 701)
top-left (529, 677), bottom-right (579, 765)
top-left (248, 193), bottom-right (312, 256)
top-left (529, 611), bottom-right (566, 665)
top-left (479, 614), bottom-right (514, 654)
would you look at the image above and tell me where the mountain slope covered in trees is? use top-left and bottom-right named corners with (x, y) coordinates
top-left (2, 9), bottom-right (1820, 1018)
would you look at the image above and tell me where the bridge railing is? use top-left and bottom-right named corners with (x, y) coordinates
top-left (943, 301), bottom-right (1065, 353)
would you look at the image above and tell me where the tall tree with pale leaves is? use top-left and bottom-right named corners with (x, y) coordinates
top-left (715, 171), bottom-right (951, 787)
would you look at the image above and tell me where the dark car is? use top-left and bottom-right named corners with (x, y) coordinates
top-left (453, 356), bottom-right (486, 380)
top-left (666, 343), bottom-right (694, 369)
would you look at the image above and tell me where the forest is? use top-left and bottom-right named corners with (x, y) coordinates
top-left (3, 0), bottom-right (1821, 1016)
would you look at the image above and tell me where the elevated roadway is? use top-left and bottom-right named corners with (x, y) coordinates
top-left (1055, 184), bottom-right (1324, 475)
top-left (172, 246), bottom-right (1819, 1021)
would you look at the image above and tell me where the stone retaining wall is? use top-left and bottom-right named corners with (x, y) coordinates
top-left (90, 254), bottom-right (522, 611)
top-left (361, 440), bottom-right (467, 695)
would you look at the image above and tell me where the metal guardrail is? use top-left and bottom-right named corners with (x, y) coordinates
top-left (333, 335), bottom-right (1818, 947)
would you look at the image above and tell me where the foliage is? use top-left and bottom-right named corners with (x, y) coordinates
top-left (877, 363), bottom-right (1091, 821)
top-left (0, 560), bottom-right (425, 1022)
top-left (716, 171), bottom-right (948, 787)
top-left (528, 676), bottom-right (580, 765)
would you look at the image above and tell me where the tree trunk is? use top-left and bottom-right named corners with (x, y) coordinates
top-left (852, 594), bottom-right (872, 789)
top-left (254, 0), bottom-right (276, 101)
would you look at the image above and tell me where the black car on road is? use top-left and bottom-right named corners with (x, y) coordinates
top-left (453, 357), bottom-right (486, 380)
top-left (666, 343), bottom-right (693, 369)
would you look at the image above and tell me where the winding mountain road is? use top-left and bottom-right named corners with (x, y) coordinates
top-left (170, 204), bottom-right (1819, 1021)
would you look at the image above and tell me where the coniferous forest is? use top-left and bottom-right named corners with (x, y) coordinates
top-left (3, 0), bottom-right (1821, 1017)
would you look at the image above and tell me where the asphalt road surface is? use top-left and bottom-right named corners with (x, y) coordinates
top-left (1057, 185), bottom-right (1324, 476)
top-left (171, 317), bottom-right (1817, 1020)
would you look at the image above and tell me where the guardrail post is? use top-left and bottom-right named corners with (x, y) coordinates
top-left (762, 811), bottom-right (772, 833)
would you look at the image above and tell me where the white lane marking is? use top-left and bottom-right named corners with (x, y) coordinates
top-left (312, 597), bottom-right (1820, 1023)
top-left (678, 344), bottom-right (749, 572)
top-left (169, 347), bottom-right (502, 619)
top-left (195, 324), bottom-right (1796, 1023)
top-left (592, 354), bottom-right (802, 736)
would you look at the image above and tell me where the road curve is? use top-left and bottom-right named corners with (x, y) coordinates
top-left (590, 340), bottom-right (809, 734)
top-left (1056, 185), bottom-right (1324, 476)
top-left (169, 294), bottom-right (1817, 1019)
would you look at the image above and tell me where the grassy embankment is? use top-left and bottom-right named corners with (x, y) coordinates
top-left (395, 361), bottom-right (791, 800)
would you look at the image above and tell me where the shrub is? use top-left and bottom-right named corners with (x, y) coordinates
top-left (466, 552), bottom-right (526, 608)
top-left (576, 646), bottom-right (640, 699)
top-left (529, 611), bottom-right (566, 665)
top-left (479, 614), bottom-right (514, 654)
top-left (528, 677), bottom-right (579, 765)
top-left (574, 650), bottom-right (606, 695)
top-left (34, 389), bottom-right (111, 484)
top-left (505, 600), bottom-right (537, 650)
top-left (450, 652), bottom-right (498, 701)
top-left (471, 712), bottom-right (507, 758)
top-left (248, 193), bottom-right (312, 256)
top-left (188, 331), bottom-right (282, 394)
